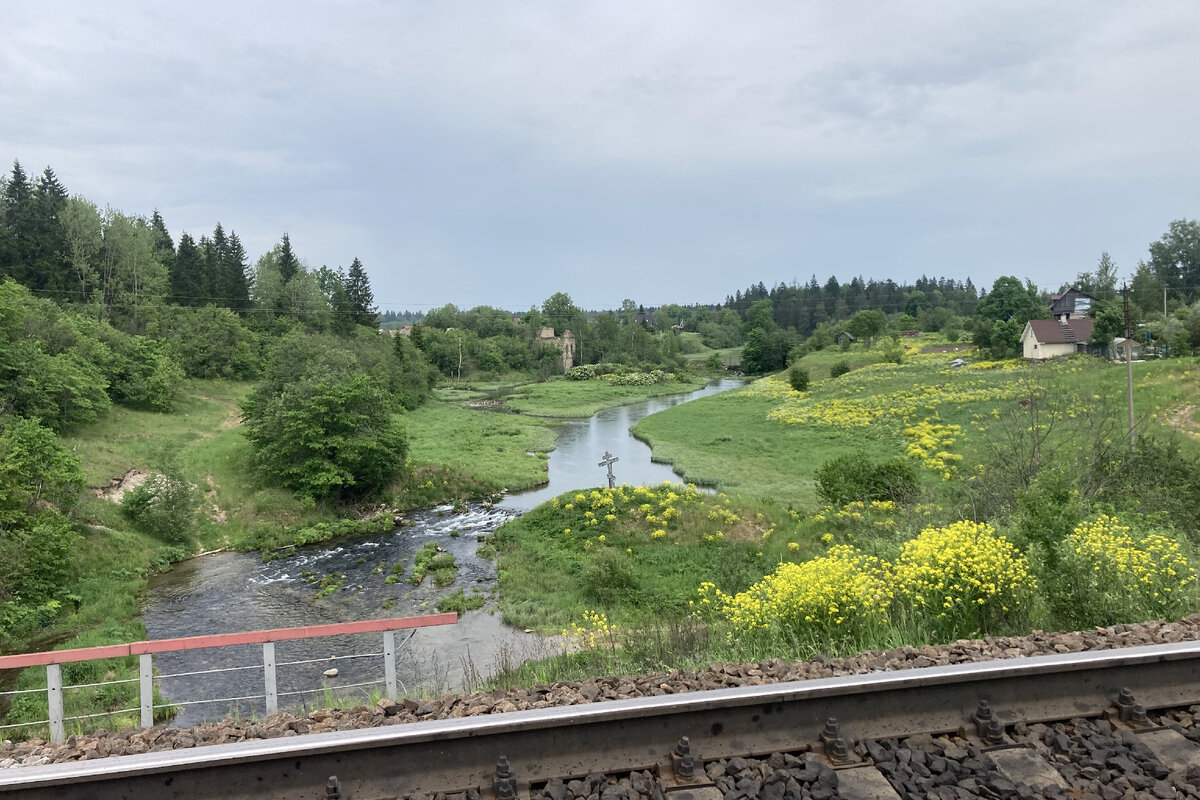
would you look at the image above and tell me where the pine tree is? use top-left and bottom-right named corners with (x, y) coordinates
top-left (344, 257), bottom-right (378, 328)
top-left (278, 233), bottom-right (299, 283)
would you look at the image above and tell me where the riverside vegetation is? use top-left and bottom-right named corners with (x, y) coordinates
top-left (492, 340), bottom-right (1200, 685)
top-left (1, 160), bottom-right (1198, 734)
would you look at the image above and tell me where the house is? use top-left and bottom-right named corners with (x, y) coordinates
top-left (537, 327), bottom-right (576, 370)
top-left (836, 332), bottom-right (857, 346)
top-left (1049, 287), bottom-right (1097, 322)
top-left (1021, 318), bottom-right (1095, 360)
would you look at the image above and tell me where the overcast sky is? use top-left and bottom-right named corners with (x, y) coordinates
top-left (3, 2), bottom-right (1197, 312)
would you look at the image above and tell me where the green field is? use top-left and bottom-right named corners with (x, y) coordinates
top-left (491, 349), bottom-right (1200, 683)
top-left (402, 401), bottom-right (556, 493)
top-left (503, 376), bottom-right (707, 418)
top-left (634, 349), bottom-right (1200, 507)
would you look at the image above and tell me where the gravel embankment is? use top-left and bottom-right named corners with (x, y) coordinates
top-left (2, 616), bottom-right (1198, 770)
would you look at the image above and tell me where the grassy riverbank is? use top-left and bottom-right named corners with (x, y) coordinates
top-left (490, 346), bottom-right (1200, 682)
top-left (2, 372), bottom-right (731, 738)
top-left (503, 375), bottom-right (707, 418)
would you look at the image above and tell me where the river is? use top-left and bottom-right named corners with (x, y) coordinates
top-left (141, 379), bottom-right (741, 726)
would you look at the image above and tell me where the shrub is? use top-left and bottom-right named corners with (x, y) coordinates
top-left (580, 548), bottom-right (639, 605)
top-left (242, 374), bottom-right (407, 501)
top-left (787, 364), bottom-right (810, 392)
top-left (698, 545), bottom-right (891, 650)
top-left (1051, 515), bottom-right (1195, 628)
top-left (893, 521), bottom-right (1034, 639)
top-left (122, 472), bottom-right (200, 545)
top-left (815, 452), bottom-right (920, 506)
top-left (829, 360), bottom-right (851, 379)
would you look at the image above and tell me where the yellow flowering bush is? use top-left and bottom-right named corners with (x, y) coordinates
top-left (893, 521), bottom-right (1034, 638)
top-left (563, 610), bottom-right (615, 650)
top-left (698, 545), bottom-right (892, 648)
top-left (1055, 515), bottom-right (1196, 626)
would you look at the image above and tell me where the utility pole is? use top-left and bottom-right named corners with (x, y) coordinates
top-left (598, 451), bottom-right (618, 489)
top-left (1122, 283), bottom-right (1135, 446)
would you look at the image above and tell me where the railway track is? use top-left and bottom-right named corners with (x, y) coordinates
top-left (2, 640), bottom-right (1200, 799)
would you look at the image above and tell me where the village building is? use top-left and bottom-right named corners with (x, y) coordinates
top-left (537, 326), bottom-right (576, 371)
top-left (1020, 318), bottom-right (1095, 360)
top-left (1049, 287), bottom-right (1097, 322)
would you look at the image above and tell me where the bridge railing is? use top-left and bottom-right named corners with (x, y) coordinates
top-left (0, 613), bottom-right (457, 743)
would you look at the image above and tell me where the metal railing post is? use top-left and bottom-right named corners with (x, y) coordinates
top-left (139, 653), bottom-right (154, 729)
top-left (46, 664), bottom-right (64, 743)
top-left (263, 642), bottom-right (278, 715)
top-left (383, 631), bottom-right (397, 701)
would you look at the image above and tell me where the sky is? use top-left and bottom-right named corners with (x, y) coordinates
top-left (2, 2), bottom-right (1197, 313)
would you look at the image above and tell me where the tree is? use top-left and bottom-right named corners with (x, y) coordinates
top-left (171, 232), bottom-right (205, 306)
top-left (31, 167), bottom-right (69, 295)
top-left (1088, 300), bottom-right (1124, 349)
top-left (242, 373), bottom-right (407, 501)
top-left (344, 257), bottom-right (378, 328)
top-left (846, 309), bottom-right (887, 347)
top-left (1074, 252), bottom-right (1119, 300)
top-left (1148, 219), bottom-right (1200, 304)
top-left (61, 196), bottom-right (103, 303)
top-left (975, 276), bottom-right (1045, 325)
top-left (973, 276), bottom-right (1046, 358)
top-left (278, 233), bottom-right (299, 284)
top-left (541, 292), bottom-right (582, 337)
top-left (0, 162), bottom-right (35, 287)
top-left (221, 231), bottom-right (250, 310)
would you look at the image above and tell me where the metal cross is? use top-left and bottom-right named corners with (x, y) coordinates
top-left (598, 451), bottom-right (619, 489)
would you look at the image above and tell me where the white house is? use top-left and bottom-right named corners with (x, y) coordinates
top-left (1021, 318), bottom-right (1094, 360)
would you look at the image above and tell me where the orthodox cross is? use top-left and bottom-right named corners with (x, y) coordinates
top-left (598, 451), bottom-right (619, 489)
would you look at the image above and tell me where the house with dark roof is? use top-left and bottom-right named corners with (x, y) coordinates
top-left (1049, 287), bottom-right (1097, 321)
top-left (1021, 318), bottom-right (1095, 360)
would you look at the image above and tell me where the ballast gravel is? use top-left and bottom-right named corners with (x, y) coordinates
top-left (1, 615), bottom-right (1198, 771)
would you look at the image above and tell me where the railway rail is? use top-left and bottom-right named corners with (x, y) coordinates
top-left (2, 640), bottom-right (1200, 799)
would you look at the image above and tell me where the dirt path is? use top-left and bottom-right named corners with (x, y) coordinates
top-left (1166, 403), bottom-right (1200, 440)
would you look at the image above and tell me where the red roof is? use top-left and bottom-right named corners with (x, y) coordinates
top-left (1027, 318), bottom-right (1093, 345)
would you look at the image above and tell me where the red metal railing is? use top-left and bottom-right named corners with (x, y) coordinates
top-left (0, 613), bottom-right (457, 742)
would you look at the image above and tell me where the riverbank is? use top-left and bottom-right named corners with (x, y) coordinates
top-left (0, 373), bottom-right (732, 738)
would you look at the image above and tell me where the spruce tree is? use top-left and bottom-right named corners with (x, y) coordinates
top-left (344, 257), bottom-right (378, 328)
top-left (171, 232), bottom-right (205, 306)
top-left (31, 167), bottom-right (69, 295)
top-left (222, 231), bottom-right (250, 310)
top-left (149, 210), bottom-right (176, 300)
top-left (1, 161), bottom-right (35, 286)
top-left (278, 233), bottom-right (299, 283)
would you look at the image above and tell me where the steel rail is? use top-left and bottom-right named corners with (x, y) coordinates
top-left (3, 640), bottom-right (1199, 800)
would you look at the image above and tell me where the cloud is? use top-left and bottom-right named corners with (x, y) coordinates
top-left (1, 1), bottom-right (1196, 309)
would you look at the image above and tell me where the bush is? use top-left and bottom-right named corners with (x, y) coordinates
top-left (829, 360), bottom-right (851, 379)
top-left (1051, 515), bottom-right (1195, 628)
top-left (580, 548), bottom-right (639, 605)
top-left (122, 471), bottom-right (200, 545)
top-left (698, 545), bottom-right (890, 650)
top-left (241, 374), bottom-right (407, 501)
top-left (893, 521), bottom-right (1034, 639)
top-left (815, 452), bottom-right (920, 506)
top-left (787, 364), bottom-right (809, 392)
